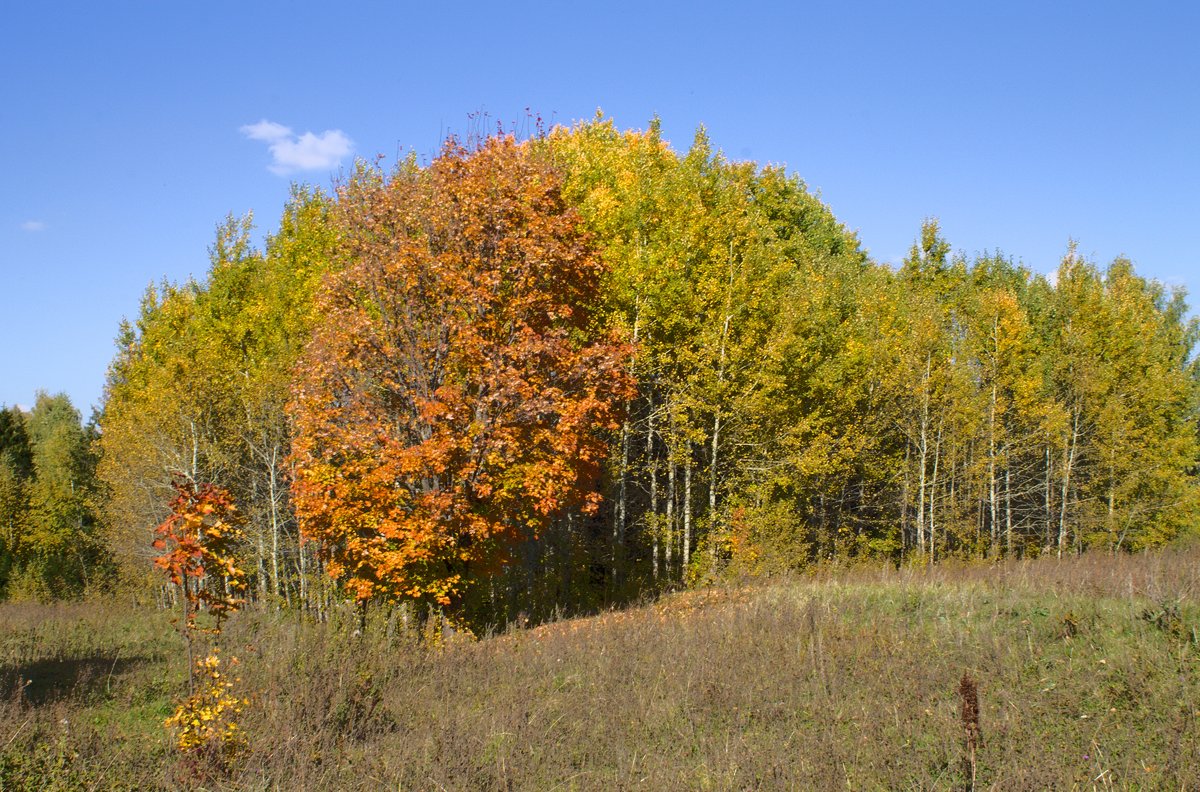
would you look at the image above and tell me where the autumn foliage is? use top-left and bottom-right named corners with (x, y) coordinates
top-left (152, 478), bottom-right (249, 770)
top-left (288, 136), bottom-right (634, 614)
top-left (164, 649), bottom-right (247, 770)
top-left (152, 478), bottom-right (247, 630)
top-left (87, 117), bottom-right (1198, 627)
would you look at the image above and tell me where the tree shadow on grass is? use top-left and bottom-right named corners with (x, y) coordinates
top-left (2, 656), bottom-right (146, 706)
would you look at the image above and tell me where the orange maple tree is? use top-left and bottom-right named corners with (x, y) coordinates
top-left (152, 478), bottom-right (249, 769)
top-left (152, 477), bottom-right (247, 634)
top-left (288, 135), bottom-right (634, 616)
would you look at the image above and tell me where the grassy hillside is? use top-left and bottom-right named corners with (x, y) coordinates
top-left (1, 547), bottom-right (1197, 790)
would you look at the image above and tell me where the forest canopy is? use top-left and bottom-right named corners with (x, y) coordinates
top-left (5, 117), bottom-right (1197, 625)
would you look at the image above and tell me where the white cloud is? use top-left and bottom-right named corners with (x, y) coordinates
top-left (20, 220), bottom-right (47, 232)
top-left (240, 119), bottom-right (353, 175)
top-left (240, 120), bottom-right (293, 142)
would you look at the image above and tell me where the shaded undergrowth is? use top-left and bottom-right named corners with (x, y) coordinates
top-left (0, 546), bottom-right (1196, 790)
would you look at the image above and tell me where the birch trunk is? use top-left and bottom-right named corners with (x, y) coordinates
top-left (989, 381), bottom-right (998, 553)
top-left (683, 453), bottom-right (692, 573)
top-left (666, 404), bottom-right (676, 582)
top-left (708, 254), bottom-right (735, 555)
top-left (614, 306), bottom-right (639, 585)
top-left (267, 443), bottom-right (284, 605)
top-left (647, 393), bottom-right (658, 581)
top-left (1058, 409), bottom-right (1080, 557)
top-left (929, 422), bottom-right (941, 562)
top-left (1004, 458), bottom-right (1013, 556)
top-left (915, 354), bottom-right (931, 556)
top-left (1044, 445), bottom-right (1053, 550)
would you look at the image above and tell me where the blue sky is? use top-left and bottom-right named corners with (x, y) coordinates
top-left (3, 1), bottom-right (1198, 414)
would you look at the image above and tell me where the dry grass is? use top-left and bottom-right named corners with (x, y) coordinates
top-left (0, 545), bottom-right (1197, 790)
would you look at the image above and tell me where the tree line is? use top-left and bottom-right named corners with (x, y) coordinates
top-left (0, 395), bottom-right (107, 598)
top-left (3, 117), bottom-right (1197, 626)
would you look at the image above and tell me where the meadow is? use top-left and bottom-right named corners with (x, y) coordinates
top-left (1, 546), bottom-right (1196, 790)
